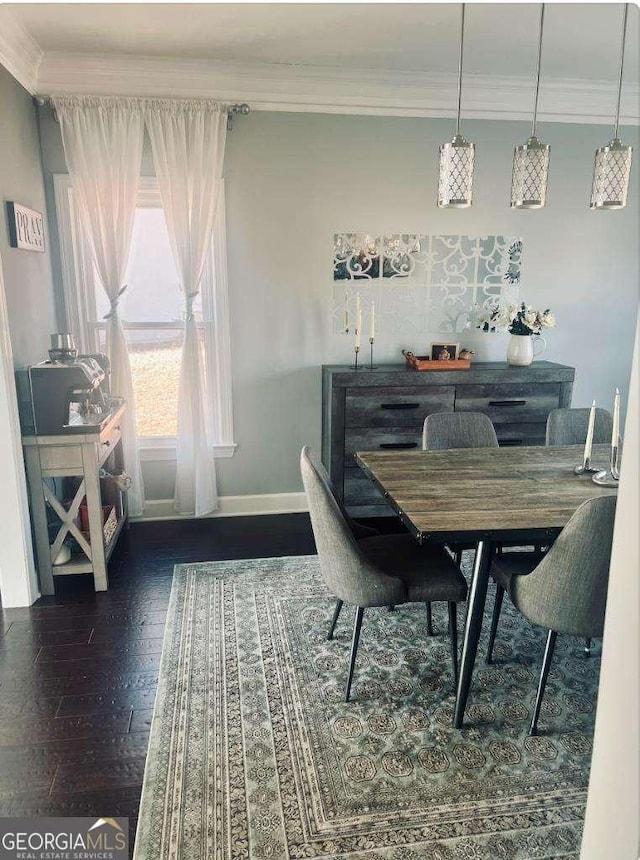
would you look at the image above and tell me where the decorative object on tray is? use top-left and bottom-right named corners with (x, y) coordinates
top-left (593, 388), bottom-right (621, 487)
top-left (458, 348), bottom-right (475, 360)
top-left (403, 349), bottom-right (471, 371)
top-left (430, 341), bottom-right (459, 361)
top-left (574, 400), bottom-right (600, 474)
top-left (473, 300), bottom-right (555, 366)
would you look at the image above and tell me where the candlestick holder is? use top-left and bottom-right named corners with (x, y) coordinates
top-left (573, 456), bottom-right (599, 476)
top-left (351, 344), bottom-right (361, 370)
top-left (365, 337), bottom-right (378, 370)
top-left (592, 441), bottom-right (621, 487)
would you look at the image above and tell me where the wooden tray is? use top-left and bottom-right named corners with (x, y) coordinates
top-left (403, 350), bottom-right (471, 372)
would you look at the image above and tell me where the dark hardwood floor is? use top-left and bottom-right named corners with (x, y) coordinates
top-left (0, 513), bottom-right (316, 853)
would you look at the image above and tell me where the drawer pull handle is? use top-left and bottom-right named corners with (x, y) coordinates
top-left (379, 442), bottom-right (418, 450)
top-left (489, 400), bottom-right (527, 407)
top-left (381, 402), bottom-right (420, 410)
top-left (500, 439), bottom-right (524, 447)
top-left (103, 440), bottom-right (111, 447)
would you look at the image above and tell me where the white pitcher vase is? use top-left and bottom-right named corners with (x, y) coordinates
top-left (506, 334), bottom-right (546, 366)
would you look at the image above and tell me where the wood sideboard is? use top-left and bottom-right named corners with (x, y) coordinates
top-left (321, 361), bottom-right (575, 518)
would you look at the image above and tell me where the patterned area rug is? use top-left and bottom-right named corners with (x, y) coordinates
top-left (134, 555), bottom-right (600, 859)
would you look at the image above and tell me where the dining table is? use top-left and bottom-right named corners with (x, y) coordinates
top-left (354, 442), bottom-right (618, 728)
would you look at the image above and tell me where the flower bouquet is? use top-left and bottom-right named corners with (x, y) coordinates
top-left (506, 302), bottom-right (555, 336)
top-left (472, 301), bottom-right (555, 335)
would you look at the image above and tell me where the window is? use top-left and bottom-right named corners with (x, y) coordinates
top-left (54, 175), bottom-right (235, 459)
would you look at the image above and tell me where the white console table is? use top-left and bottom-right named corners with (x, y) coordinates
top-left (23, 401), bottom-right (128, 594)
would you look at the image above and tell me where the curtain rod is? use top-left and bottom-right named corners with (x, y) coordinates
top-left (33, 96), bottom-right (251, 130)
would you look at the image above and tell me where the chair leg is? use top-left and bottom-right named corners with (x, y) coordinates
top-left (584, 637), bottom-right (591, 657)
top-left (345, 607), bottom-right (364, 703)
top-left (448, 602), bottom-right (459, 691)
top-left (425, 602), bottom-right (434, 636)
top-left (486, 585), bottom-right (505, 665)
top-left (327, 599), bottom-right (343, 640)
top-left (530, 630), bottom-right (558, 736)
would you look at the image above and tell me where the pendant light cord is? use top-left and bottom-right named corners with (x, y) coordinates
top-left (613, 3), bottom-right (629, 139)
top-left (456, 4), bottom-right (465, 136)
top-left (531, 4), bottom-right (545, 138)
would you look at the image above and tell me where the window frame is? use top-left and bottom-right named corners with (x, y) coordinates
top-left (53, 173), bottom-right (236, 460)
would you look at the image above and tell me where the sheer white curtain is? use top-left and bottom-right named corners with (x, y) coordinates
top-left (53, 96), bottom-right (145, 516)
top-left (145, 100), bottom-right (227, 516)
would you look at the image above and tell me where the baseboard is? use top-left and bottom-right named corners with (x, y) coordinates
top-left (132, 492), bottom-right (308, 521)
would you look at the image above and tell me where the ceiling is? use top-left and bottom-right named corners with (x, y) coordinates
top-left (7, 3), bottom-right (640, 83)
top-left (0, 3), bottom-right (638, 124)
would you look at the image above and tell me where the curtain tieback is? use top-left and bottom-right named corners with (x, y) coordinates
top-left (104, 284), bottom-right (128, 319)
top-left (185, 291), bottom-right (199, 322)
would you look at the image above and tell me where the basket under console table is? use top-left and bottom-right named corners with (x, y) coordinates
top-left (23, 400), bottom-right (128, 594)
top-left (322, 361), bottom-right (575, 519)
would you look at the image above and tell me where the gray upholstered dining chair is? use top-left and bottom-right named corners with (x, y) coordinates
top-left (422, 412), bottom-right (499, 634)
top-left (301, 446), bottom-right (468, 701)
top-left (487, 495), bottom-right (616, 735)
top-left (422, 411), bottom-right (499, 453)
top-left (487, 405), bottom-right (615, 660)
top-left (546, 406), bottom-right (613, 657)
top-left (546, 406), bottom-right (613, 447)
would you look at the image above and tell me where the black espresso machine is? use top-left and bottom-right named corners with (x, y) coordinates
top-left (17, 349), bottom-right (116, 436)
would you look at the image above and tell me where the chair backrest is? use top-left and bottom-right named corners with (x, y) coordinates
top-left (300, 447), bottom-right (404, 606)
top-left (423, 412), bottom-right (499, 451)
top-left (510, 495), bottom-right (617, 638)
top-left (302, 447), bottom-right (377, 540)
top-left (546, 407), bottom-right (613, 447)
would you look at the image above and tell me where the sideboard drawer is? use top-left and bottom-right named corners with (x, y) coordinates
top-left (455, 383), bottom-right (560, 423)
top-left (495, 422), bottom-right (547, 447)
top-left (345, 386), bottom-right (454, 428)
top-left (344, 427), bottom-right (422, 462)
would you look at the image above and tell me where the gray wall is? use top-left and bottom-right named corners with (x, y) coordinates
top-left (0, 67), bottom-right (56, 368)
top-left (38, 109), bottom-right (639, 501)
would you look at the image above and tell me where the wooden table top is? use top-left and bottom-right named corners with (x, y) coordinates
top-left (355, 444), bottom-right (618, 542)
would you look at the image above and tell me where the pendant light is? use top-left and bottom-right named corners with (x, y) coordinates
top-left (438, 4), bottom-right (475, 208)
top-left (511, 4), bottom-right (550, 209)
top-left (590, 4), bottom-right (633, 210)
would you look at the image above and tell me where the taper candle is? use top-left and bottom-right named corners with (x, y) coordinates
top-left (611, 388), bottom-right (620, 445)
top-left (583, 400), bottom-right (596, 463)
top-left (344, 291), bottom-right (349, 333)
top-left (370, 301), bottom-right (375, 339)
top-left (355, 293), bottom-right (361, 349)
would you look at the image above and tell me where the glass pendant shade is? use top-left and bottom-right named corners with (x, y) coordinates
top-left (591, 4), bottom-right (632, 210)
top-left (511, 136), bottom-right (550, 209)
top-left (590, 139), bottom-right (633, 210)
top-left (511, 5), bottom-right (549, 210)
top-left (438, 5), bottom-right (474, 209)
top-left (438, 135), bottom-right (475, 208)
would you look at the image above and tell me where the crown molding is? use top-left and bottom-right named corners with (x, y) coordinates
top-left (0, 9), bottom-right (43, 95)
top-left (33, 51), bottom-right (640, 126)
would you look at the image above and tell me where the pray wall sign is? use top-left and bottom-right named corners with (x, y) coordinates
top-left (6, 201), bottom-right (45, 252)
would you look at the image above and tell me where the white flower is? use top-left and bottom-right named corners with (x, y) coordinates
top-left (542, 312), bottom-right (556, 328)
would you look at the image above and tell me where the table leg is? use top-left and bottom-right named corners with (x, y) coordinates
top-left (453, 539), bottom-right (493, 728)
